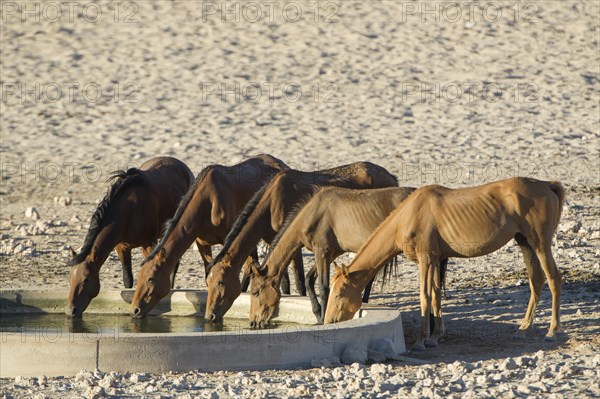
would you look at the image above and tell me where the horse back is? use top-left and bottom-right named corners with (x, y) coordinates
top-left (202, 156), bottom-right (286, 234)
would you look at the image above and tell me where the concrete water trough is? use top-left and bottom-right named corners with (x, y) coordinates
top-left (0, 289), bottom-right (406, 377)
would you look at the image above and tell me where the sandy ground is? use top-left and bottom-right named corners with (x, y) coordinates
top-left (1, 0), bottom-right (599, 397)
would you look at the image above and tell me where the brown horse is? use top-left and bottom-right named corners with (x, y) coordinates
top-left (67, 157), bottom-right (194, 317)
top-left (205, 162), bottom-right (399, 322)
top-left (248, 186), bottom-right (417, 327)
top-left (131, 155), bottom-right (287, 318)
top-left (325, 177), bottom-right (564, 351)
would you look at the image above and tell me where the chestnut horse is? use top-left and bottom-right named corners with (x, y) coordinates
top-left (325, 177), bottom-right (564, 351)
top-left (67, 157), bottom-right (194, 317)
top-left (205, 162), bottom-right (399, 322)
top-left (248, 186), bottom-right (417, 327)
top-left (131, 154), bottom-right (287, 318)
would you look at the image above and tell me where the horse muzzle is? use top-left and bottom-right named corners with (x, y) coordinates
top-left (66, 305), bottom-right (82, 318)
top-left (207, 312), bottom-right (223, 323)
top-left (131, 305), bottom-right (146, 319)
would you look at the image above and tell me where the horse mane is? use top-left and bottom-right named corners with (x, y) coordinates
top-left (144, 166), bottom-right (213, 263)
top-left (69, 168), bottom-right (146, 265)
top-left (261, 184), bottom-right (322, 268)
top-left (207, 171), bottom-right (281, 270)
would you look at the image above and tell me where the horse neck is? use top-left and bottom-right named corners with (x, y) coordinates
top-left (228, 197), bottom-right (273, 272)
top-left (347, 211), bottom-right (401, 289)
top-left (88, 221), bottom-right (124, 271)
top-left (264, 223), bottom-right (304, 281)
top-left (160, 191), bottom-right (212, 273)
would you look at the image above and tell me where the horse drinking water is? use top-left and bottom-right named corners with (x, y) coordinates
top-left (131, 155), bottom-right (288, 318)
top-left (67, 156), bottom-right (194, 317)
top-left (325, 177), bottom-right (564, 351)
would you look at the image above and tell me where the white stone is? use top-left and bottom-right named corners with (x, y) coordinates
top-left (559, 220), bottom-right (582, 234)
top-left (25, 207), bottom-right (40, 220)
top-left (499, 358), bottom-right (518, 371)
top-left (54, 196), bottom-right (72, 206)
top-left (129, 373), bottom-right (150, 383)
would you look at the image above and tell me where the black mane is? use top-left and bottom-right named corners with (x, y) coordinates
top-left (144, 166), bottom-right (212, 263)
top-left (69, 168), bottom-right (145, 265)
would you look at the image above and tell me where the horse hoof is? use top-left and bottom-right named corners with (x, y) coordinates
top-left (424, 339), bottom-right (438, 348)
top-left (412, 343), bottom-right (426, 352)
top-left (544, 334), bottom-right (557, 342)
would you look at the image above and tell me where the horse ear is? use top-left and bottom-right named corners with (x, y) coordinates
top-left (157, 248), bottom-right (167, 263)
top-left (89, 247), bottom-right (99, 263)
top-left (250, 260), bottom-right (261, 276)
top-left (222, 253), bottom-right (232, 265)
top-left (334, 262), bottom-right (349, 278)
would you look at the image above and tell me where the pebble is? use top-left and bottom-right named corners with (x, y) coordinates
top-left (54, 196), bottom-right (72, 206)
top-left (25, 207), bottom-right (40, 220)
top-left (499, 358), bottom-right (518, 371)
top-left (13, 243), bottom-right (26, 254)
top-left (85, 386), bottom-right (105, 399)
top-left (98, 375), bottom-right (115, 389)
top-left (559, 220), bottom-right (582, 233)
top-left (129, 373), bottom-right (150, 383)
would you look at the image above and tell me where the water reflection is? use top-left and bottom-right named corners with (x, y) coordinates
top-left (0, 313), bottom-right (300, 335)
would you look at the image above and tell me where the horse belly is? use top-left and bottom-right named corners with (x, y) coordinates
top-left (443, 223), bottom-right (516, 258)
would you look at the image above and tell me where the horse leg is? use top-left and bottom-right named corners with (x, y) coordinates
top-left (514, 233), bottom-right (544, 338)
top-left (241, 248), bottom-right (259, 293)
top-left (362, 278), bottom-right (374, 303)
top-left (535, 242), bottom-right (562, 341)
top-left (170, 261), bottom-right (180, 289)
top-left (440, 258), bottom-right (448, 299)
top-left (280, 270), bottom-right (291, 296)
top-left (414, 253), bottom-right (435, 351)
top-left (195, 240), bottom-right (212, 277)
top-left (314, 248), bottom-right (331, 324)
top-left (291, 249), bottom-right (306, 296)
top-left (306, 265), bottom-right (321, 321)
top-left (116, 245), bottom-right (133, 289)
top-left (429, 258), bottom-right (448, 336)
top-left (427, 261), bottom-right (445, 347)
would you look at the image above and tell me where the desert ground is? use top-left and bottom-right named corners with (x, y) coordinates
top-left (1, 0), bottom-right (599, 397)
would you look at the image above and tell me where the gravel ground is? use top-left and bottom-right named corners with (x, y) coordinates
top-left (1, 0), bottom-right (599, 397)
top-left (2, 342), bottom-right (599, 398)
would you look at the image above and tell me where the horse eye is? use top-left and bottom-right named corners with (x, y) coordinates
top-left (148, 277), bottom-right (155, 284)
top-left (218, 280), bottom-right (225, 286)
top-left (252, 290), bottom-right (259, 297)
top-left (83, 278), bottom-right (89, 285)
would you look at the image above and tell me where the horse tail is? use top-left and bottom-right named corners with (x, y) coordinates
top-left (380, 255), bottom-right (399, 289)
top-left (440, 259), bottom-right (448, 297)
top-left (549, 181), bottom-right (565, 232)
